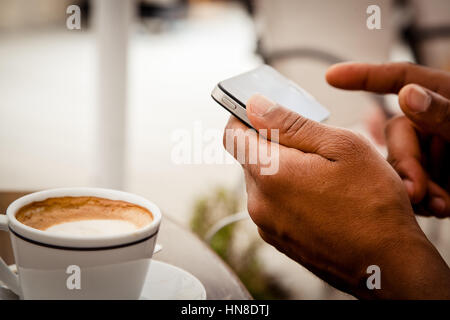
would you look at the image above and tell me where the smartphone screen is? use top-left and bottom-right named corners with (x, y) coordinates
top-left (218, 65), bottom-right (329, 122)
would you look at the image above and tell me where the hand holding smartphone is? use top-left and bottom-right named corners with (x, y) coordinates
top-left (211, 65), bottom-right (329, 127)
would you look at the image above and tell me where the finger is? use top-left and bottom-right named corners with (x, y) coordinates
top-left (427, 135), bottom-right (448, 185)
top-left (224, 115), bottom-right (248, 133)
top-left (223, 115), bottom-right (250, 155)
top-left (385, 116), bottom-right (428, 203)
top-left (326, 62), bottom-right (450, 98)
top-left (246, 94), bottom-right (356, 161)
top-left (223, 115), bottom-right (260, 176)
top-left (426, 180), bottom-right (450, 218)
top-left (223, 115), bottom-right (307, 180)
top-left (398, 84), bottom-right (450, 141)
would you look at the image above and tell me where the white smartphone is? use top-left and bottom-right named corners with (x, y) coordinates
top-left (211, 65), bottom-right (329, 127)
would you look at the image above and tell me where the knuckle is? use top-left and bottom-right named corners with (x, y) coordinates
top-left (381, 61), bottom-right (411, 72)
top-left (280, 112), bottom-right (309, 140)
top-left (329, 130), bottom-right (374, 162)
top-left (390, 61), bottom-right (416, 75)
top-left (333, 130), bottom-right (364, 153)
top-left (397, 61), bottom-right (416, 68)
top-left (384, 62), bottom-right (415, 92)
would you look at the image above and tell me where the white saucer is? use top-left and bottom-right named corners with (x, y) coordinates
top-left (0, 260), bottom-right (206, 300)
top-left (141, 260), bottom-right (206, 300)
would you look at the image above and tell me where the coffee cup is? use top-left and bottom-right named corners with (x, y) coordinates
top-left (0, 187), bottom-right (162, 299)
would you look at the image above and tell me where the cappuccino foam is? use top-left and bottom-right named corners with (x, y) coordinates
top-left (45, 219), bottom-right (139, 236)
top-left (16, 196), bottom-right (153, 236)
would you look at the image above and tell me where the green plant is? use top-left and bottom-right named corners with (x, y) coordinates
top-left (190, 187), bottom-right (289, 299)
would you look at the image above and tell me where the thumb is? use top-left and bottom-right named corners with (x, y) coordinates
top-left (246, 94), bottom-right (353, 160)
top-left (399, 84), bottom-right (450, 141)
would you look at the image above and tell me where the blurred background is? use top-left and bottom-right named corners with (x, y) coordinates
top-left (0, 0), bottom-right (449, 299)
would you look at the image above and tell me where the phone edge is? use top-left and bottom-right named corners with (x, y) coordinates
top-left (211, 85), bottom-right (252, 128)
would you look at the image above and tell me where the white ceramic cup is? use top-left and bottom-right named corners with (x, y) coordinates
top-left (0, 188), bottom-right (162, 299)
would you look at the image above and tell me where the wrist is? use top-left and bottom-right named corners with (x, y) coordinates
top-left (355, 227), bottom-right (450, 299)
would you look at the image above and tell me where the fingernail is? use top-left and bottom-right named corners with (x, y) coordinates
top-left (403, 179), bottom-right (414, 197)
top-left (407, 85), bottom-right (431, 113)
top-left (430, 197), bottom-right (446, 213)
top-left (247, 94), bottom-right (276, 116)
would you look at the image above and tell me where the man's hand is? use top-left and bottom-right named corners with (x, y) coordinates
top-left (326, 62), bottom-right (450, 218)
top-left (223, 94), bottom-right (450, 299)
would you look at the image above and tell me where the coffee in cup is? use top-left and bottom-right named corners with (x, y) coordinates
top-left (16, 196), bottom-right (153, 236)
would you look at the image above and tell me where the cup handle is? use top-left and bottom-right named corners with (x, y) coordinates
top-left (0, 215), bottom-right (21, 296)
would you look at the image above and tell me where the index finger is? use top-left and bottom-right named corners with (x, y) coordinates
top-left (326, 62), bottom-right (450, 98)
